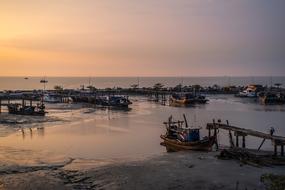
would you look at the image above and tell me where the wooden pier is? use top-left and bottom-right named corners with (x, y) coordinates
top-left (207, 120), bottom-right (285, 156)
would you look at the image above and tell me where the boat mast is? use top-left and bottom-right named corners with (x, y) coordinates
top-left (183, 114), bottom-right (189, 128)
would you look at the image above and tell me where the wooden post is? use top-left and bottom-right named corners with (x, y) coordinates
top-left (281, 145), bottom-right (284, 157)
top-left (242, 136), bottom-right (246, 148)
top-left (274, 144), bottom-right (277, 156)
top-left (236, 135), bottom-right (239, 147)
top-left (213, 120), bottom-right (219, 150)
top-left (208, 129), bottom-right (211, 138)
top-left (30, 100), bottom-right (32, 107)
top-left (22, 99), bottom-right (25, 107)
top-left (229, 131), bottom-right (235, 148)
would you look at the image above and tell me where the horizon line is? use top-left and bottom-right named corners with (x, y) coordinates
top-left (0, 75), bottom-right (285, 78)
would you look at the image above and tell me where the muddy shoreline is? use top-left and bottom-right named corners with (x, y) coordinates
top-left (0, 151), bottom-right (284, 190)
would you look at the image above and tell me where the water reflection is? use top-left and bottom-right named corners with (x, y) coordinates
top-left (21, 127), bottom-right (45, 140)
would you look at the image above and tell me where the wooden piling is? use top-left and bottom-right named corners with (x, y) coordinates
top-left (236, 135), bottom-right (239, 147)
top-left (213, 119), bottom-right (219, 150)
top-left (208, 129), bottom-right (211, 138)
top-left (242, 136), bottom-right (246, 148)
top-left (281, 145), bottom-right (284, 156)
top-left (229, 131), bottom-right (235, 148)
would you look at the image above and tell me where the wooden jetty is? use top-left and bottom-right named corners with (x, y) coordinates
top-left (207, 120), bottom-right (285, 156)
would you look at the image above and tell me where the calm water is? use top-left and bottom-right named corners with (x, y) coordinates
top-left (0, 76), bottom-right (285, 90)
top-left (0, 95), bottom-right (284, 161)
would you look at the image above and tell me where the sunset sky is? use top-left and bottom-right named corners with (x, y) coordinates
top-left (0, 0), bottom-right (284, 76)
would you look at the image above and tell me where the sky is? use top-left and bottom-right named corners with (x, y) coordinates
top-left (0, 0), bottom-right (284, 77)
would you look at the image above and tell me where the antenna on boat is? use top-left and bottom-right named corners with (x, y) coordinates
top-left (88, 76), bottom-right (91, 86)
top-left (40, 77), bottom-right (48, 91)
top-left (181, 77), bottom-right (184, 92)
top-left (183, 114), bottom-right (189, 128)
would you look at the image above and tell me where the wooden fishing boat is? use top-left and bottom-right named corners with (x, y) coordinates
top-left (169, 93), bottom-right (208, 106)
top-left (160, 135), bottom-right (215, 152)
top-left (7, 103), bottom-right (46, 116)
top-left (160, 114), bottom-right (216, 152)
top-left (259, 92), bottom-right (285, 105)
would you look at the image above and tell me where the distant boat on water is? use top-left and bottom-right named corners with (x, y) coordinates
top-left (7, 103), bottom-right (46, 116)
top-left (43, 93), bottom-right (62, 103)
top-left (40, 79), bottom-right (48, 83)
top-left (97, 96), bottom-right (132, 108)
top-left (169, 93), bottom-right (209, 105)
top-left (259, 92), bottom-right (285, 105)
top-left (236, 84), bottom-right (264, 98)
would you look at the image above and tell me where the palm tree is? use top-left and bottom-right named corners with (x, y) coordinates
top-left (54, 85), bottom-right (63, 91)
top-left (131, 84), bottom-right (139, 89)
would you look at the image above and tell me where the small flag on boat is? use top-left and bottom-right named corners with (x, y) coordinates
top-left (178, 133), bottom-right (186, 141)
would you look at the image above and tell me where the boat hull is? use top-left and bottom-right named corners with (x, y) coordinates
top-left (7, 105), bottom-right (46, 116)
top-left (160, 135), bottom-right (215, 152)
top-left (8, 110), bottom-right (46, 116)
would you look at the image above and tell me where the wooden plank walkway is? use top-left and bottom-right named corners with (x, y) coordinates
top-left (207, 121), bottom-right (285, 156)
top-left (207, 123), bottom-right (285, 143)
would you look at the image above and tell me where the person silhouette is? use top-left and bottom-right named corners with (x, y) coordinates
top-left (270, 127), bottom-right (275, 136)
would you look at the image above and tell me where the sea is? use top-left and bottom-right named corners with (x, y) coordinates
top-left (0, 76), bottom-right (285, 90)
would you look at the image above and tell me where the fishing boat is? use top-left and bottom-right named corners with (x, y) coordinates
top-left (236, 84), bottom-right (263, 98)
top-left (97, 96), bottom-right (132, 108)
top-left (169, 93), bottom-right (208, 105)
top-left (259, 92), bottom-right (285, 105)
top-left (107, 96), bottom-right (132, 107)
top-left (7, 103), bottom-right (46, 116)
top-left (160, 115), bottom-right (215, 152)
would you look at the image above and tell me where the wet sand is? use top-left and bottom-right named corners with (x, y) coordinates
top-left (0, 151), bottom-right (284, 190)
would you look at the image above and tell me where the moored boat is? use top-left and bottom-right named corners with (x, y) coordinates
top-left (7, 103), bottom-right (46, 116)
top-left (43, 93), bottom-right (62, 103)
top-left (98, 96), bottom-right (132, 108)
top-left (236, 84), bottom-right (264, 98)
top-left (259, 92), bottom-right (285, 105)
top-left (160, 135), bottom-right (215, 151)
top-left (160, 115), bottom-right (215, 152)
top-left (169, 93), bottom-right (208, 106)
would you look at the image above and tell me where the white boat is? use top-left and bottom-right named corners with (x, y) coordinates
top-left (237, 85), bottom-right (263, 98)
top-left (43, 94), bottom-right (62, 103)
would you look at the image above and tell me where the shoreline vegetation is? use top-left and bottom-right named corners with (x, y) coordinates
top-left (1, 82), bottom-right (284, 98)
